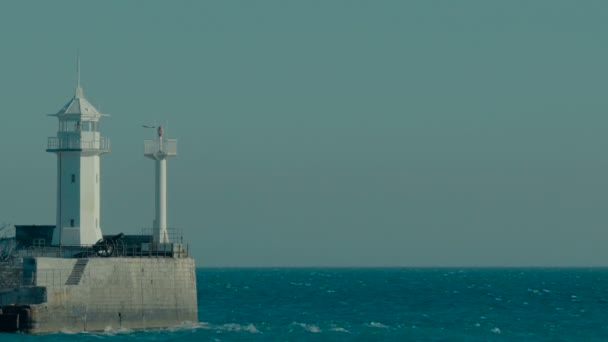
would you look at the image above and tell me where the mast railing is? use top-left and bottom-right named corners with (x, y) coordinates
top-left (144, 139), bottom-right (177, 156)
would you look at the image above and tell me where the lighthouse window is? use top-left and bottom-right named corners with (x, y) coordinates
top-left (59, 120), bottom-right (79, 132)
top-left (71, 174), bottom-right (75, 183)
top-left (70, 219), bottom-right (74, 227)
top-left (80, 121), bottom-right (98, 132)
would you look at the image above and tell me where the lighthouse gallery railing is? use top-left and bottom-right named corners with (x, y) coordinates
top-left (47, 136), bottom-right (110, 152)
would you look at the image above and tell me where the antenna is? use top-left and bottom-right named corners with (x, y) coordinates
top-left (77, 53), bottom-right (81, 89)
top-left (75, 52), bottom-right (84, 98)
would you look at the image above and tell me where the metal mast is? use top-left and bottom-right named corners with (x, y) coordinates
top-left (144, 126), bottom-right (177, 243)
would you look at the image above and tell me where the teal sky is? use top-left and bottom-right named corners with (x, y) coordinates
top-left (0, 1), bottom-right (607, 266)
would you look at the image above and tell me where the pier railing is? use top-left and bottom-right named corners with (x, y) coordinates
top-left (20, 243), bottom-right (189, 259)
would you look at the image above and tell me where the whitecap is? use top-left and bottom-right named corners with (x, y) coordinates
top-left (329, 325), bottom-right (350, 333)
top-left (167, 321), bottom-right (206, 331)
top-left (196, 322), bottom-right (260, 333)
top-left (218, 323), bottom-right (260, 333)
top-left (198, 322), bottom-right (214, 330)
top-left (99, 326), bottom-right (134, 335)
top-left (291, 322), bottom-right (321, 333)
top-left (491, 327), bottom-right (501, 334)
top-left (58, 329), bottom-right (79, 335)
top-left (367, 322), bottom-right (390, 329)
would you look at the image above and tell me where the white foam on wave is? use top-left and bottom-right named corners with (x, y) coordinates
top-left (221, 323), bottom-right (260, 333)
top-left (329, 324), bottom-right (350, 333)
top-left (291, 322), bottom-right (322, 333)
top-left (101, 326), bottom-right (134, 335)
top-left (56, 326), bottom-right (132, 336)
top-left (51, 321), bottom-right (202, 336)
top-left (197, 322), bottom-right (261, 333)
top-left (367, 322), bottom-right (390, 329)
top-left (491, 327), bottom-right (501, 334)
top-left (57, 329), bottom-right (80, 335)
top-left (167, 321), bottom-right (209, 331)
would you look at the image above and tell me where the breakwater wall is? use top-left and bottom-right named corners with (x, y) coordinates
top-left (0, 257), bottom-right (197, 333)
top-left (0, 260), bottom-right (23, 290)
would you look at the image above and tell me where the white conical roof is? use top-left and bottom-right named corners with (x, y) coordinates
top-left (52, 85), bottom-right (106, 118)
top-left (50, 60), bottom-right (108, 118)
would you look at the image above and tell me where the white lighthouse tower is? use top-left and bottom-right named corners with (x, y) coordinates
top-left (144, 126), bottom-right (177, 243)
top-left (47, 62), bottom-right (110, 246)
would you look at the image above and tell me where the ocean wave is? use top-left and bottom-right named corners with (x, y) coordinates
top-left (44, 321), bottom-right (261, 337)
top-left (167, 321), bottom-right (207, 331)
top-left (57, 329), bottom-right (80, 335)
top-left (329, 325), bottom-right (350, 333)
top-left (101, 326), bottom-right (134, 335)
top-left (366, 322), bottom-right (390, 329)
top-left (291, 322), bottom-right (321, 333)
top-left (198, 322), bottom-right (261, 333)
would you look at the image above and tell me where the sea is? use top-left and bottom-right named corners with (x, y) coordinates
top-left (1, 268), bottom-right (607, 341)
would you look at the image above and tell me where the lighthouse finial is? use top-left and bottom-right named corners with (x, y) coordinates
top-left (75, 53), bottom-right (84, 98)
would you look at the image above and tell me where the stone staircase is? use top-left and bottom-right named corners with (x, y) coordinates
top-left (65, 259), bottom-right (89, 285)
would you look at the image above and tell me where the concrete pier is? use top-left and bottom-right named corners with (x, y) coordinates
top-left (0, 256), bottom-right (197, 333)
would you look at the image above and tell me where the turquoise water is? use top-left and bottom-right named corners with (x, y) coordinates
top-left (2, 268), bottom-right (607, 341)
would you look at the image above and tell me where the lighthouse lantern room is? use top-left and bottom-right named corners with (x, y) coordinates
top-left (46, 62), bottom-right (110, 246)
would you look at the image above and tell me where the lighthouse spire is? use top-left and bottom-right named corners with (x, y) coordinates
top-left (75, 54), bottom-right (84, 98)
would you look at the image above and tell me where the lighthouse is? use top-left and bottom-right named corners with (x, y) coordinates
top-left (47, 62), bottom-right (110, 246)
top-left (144, 126), bottom-right (177, 243)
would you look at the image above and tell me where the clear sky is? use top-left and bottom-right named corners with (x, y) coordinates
top-left (0, 1), bottom-right (607, 266)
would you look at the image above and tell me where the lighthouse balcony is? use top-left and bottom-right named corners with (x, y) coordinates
top-left (46, 136), bottom-right (110, 153)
